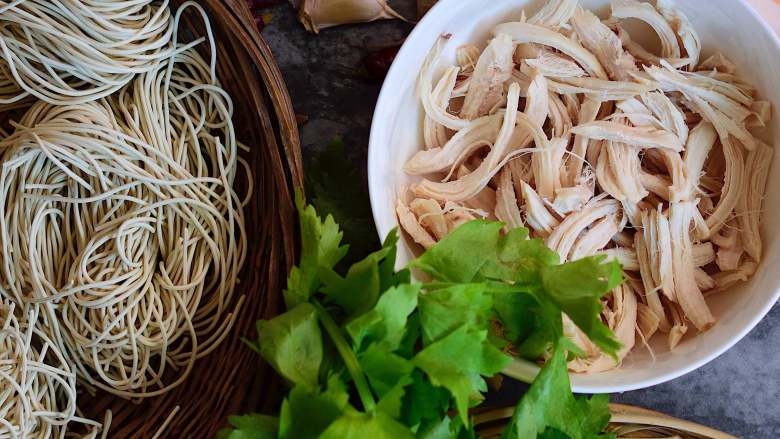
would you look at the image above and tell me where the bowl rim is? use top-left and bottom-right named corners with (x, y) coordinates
top-left (368, 0), bottom-right (780, 393)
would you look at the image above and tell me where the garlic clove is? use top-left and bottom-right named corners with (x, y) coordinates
top-left (298, 0), bottom-right (406, 33)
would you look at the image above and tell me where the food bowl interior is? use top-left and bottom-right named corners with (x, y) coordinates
top-left (368, 0), bottom-right (780, 393)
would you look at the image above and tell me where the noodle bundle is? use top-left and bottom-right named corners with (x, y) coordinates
top-left (0, 0), bottom-right (174, 105)
top-left (0, 0), bottom-right (251, 434)
top-left (0, 300), bottom-right (109, 438)
top-left (0, 4), bottom-right (247, 398)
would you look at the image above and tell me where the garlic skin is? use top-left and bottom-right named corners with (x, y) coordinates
top-left (298, 0), bottom-right (405, 33)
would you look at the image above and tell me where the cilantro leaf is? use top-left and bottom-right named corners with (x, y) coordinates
top-left (412, 220), bottom-right (622, 358)
top-left (492, 289), bottom-right (563, 359)
top-left (417, 414), bottom-right (477, 439)
top-left (319, 232), bottom-right (401, 318)
top-left (217, 414), bottom-right (278, 439)
top-left (486, 228), bottom-right (560, 284)
top-left (375, 375), bottom-right (413, 419)
top-left (377, 229), bottom-right (411, 289)
top-left (413, 324), bottom-right (511, 425)
top-left (540, 257), bottom-right (624, 357)
top-left (358, 342), bottom-right (415, 419)
top-left (318, 411), bottom-right (414, 439)
top-left (418, 283), bottom-right (493, 345)
top-left (359, 343), bottom-right (414, 398)
top-left (345, 283), bottom-right (419, 352)
top-left (238, 199), bottom-right (622, 439)
top-left (411, 220), bottom-right (504, 282)
top-left (249, 302), bottom-right (322, 388)
top-left (284, 193), bottom-right (349, 308)
top-left (400, 370), bottom-right (451, 428)
top-left (396, 312), bottom-right (421, 359)
top-left (501, 343), bottom-right (613, 439)
top-left (278, 379), bottom-right (352, 439)
top-left (411, 222), bottom-right (560, 285)
top-left (416, 416), bottom-right (453, 439)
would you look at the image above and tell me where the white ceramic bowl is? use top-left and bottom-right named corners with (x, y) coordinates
top-left (368, 0), bottom-right (780, 393)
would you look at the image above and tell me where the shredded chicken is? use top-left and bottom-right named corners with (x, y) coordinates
top-left (406, 113), bottom-right (501, 176)
top-left (693, 242), bottom-right (716, 267)
top-left (747, 101), bottom-right (772, 128)
top-left (570, 214), bottom-right (623, 260)
top-left (456, 44), bottom-right (480, 73)
top-left (552, 181), bottom-right (594, 215)
top-left (519, 62), bottom-right (656, 99)
top-left (571, 7), bottom-right (637, 81)
top-left (566, 98), bottom-right (600, 186)
top-left (614, 24), bottom-right (690, 69)
top-left (681, 121), bottom-right (717, 200)
top-left (424, 67), bottom-right (458, 149)
top-left (409, 198), bottom-right (449, 240)
top-left (494, 21), bottom-right (608, 79)
top-left (547, 94), bottom-right (572, 138)
top-left (642, 91), bottom-right (689, 144)
top-left (667, 299), bottom-right (688, 350)
top-left (562, 93), bottom-right (580, 124)
top-left (461, 34), bottom-right (514, 120)
top-left (495, 167), bottom-right (524, 230)
top-left (636, 302), bottom-right (660, 340)
top-left (509, 156), bottom-right (534, 192)
top-left (605, 138), bottom-right (648, 204)
top-left (443, 201), bottom-right (484, 231)
top-left (598, 247), bottom-right (638, 271)
top-left (645, 148), bottom-right (687, 202)
top-left (699, 52), bottom-right (737, 74)
top-left (737, 142), bottom-right (772, 261)
top-left (670, 202), bottom-right (715, 331)
top-left (639, 171), bottom-right (670, 200)
top-left (647, 208), bottom-right (675, 302)
top-left (569, 283), bottom-right (637, 373)
top-left (397, 2), bottom-right (773, 373)
top-left (525, 51), bottom-right (586, 78)
top-left (552, 76), bottom-right (656, 98)
top-left (648, 65), bottom-right (754, 124)
top-left (532, 136), bottom-right (567, 199)
top-left (547, 197), bottom-right (620, 262)
top-left (710, 260), bottom-right (758, 294)
top-left (528, 0), bottom-right (578, 29)
top-left (704, 135), bottom-right (746, 236)
top-left (611, 0), bottom-right (680, 59)
top-left (571, 121), bottom-right (683, 151)
top-left (521, 181), bottom-right (560, 237)
top-left (418, 38), bottom-right (470, 131)
top-left (415, 83), bottom-right (523, 201)
top-left (712, 221), bottom-right (743, 272)
top-left (397, 198), bottom-right (437, 249)
top-left (656, 0), bottom-right (701, 69)
top-left (694, 268), bottom-right (716, 291)
top-left (612, 230), bottom-right (634, 248)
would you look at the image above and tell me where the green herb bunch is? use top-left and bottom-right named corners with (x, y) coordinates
top-left (219, 195), bottom-right (623, 439)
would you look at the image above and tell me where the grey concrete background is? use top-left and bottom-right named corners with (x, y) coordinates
top-left (260, 2), bottom-right (780, 437)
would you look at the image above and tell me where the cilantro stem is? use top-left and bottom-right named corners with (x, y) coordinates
top-left (313, 301), bottom-right (376, 412)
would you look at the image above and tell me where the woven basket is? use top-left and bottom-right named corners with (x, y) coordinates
top-left (80, 1), bottom-right (303, 437)
top-left (473, 404), bottom-right (739, 439)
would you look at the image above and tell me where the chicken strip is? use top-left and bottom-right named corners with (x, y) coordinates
top-left (570, 7), bottom-right (638, 81)
top-left (571, 121), bottom-right (683, 151)
top-left (461, 34), bottom-right (514, 120)
top-left (494, 167), bottom-right (524, 230)
top-left (494, 21), bottom-right (608, 78)
top-left (669, 201), bottom-right (716, 331)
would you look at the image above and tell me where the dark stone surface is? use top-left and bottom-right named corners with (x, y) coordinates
top-left (261, 2), bottom-right (780, 437)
